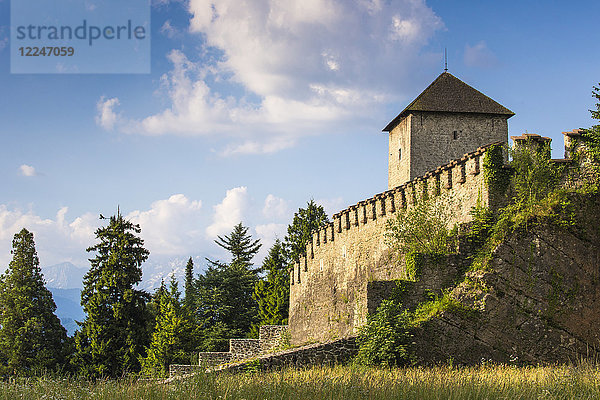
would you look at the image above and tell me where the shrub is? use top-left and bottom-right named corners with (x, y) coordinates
top-left (355, 299), bottom-right (412, 367)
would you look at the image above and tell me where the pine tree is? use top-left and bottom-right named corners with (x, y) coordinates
top-left (0, 229), bottom-right (69, 375)
top-left (253, 239), bottom-right (290, 327)
top-left (140, 278), bottom-right (196, 377)
top-left (214, 222), bottom-right (261, 266)
top-left (285, 200), bottom-right (329, 262)
top-left (73, 212), bottom-right (150, 378)
top-left (184, 257), bottom-right (195, 312)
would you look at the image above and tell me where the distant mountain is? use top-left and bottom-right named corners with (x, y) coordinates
top-left (43, 255), bottom-right (208, 335)
top-left (42, 262), bottom-right (87, 289)
top-left (140, 256), bottom-right (191, 292)
top-left (49, 288), bottom-right (84, 337)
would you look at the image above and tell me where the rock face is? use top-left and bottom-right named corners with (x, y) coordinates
top-left (412, 195), bottom-right (600, 365)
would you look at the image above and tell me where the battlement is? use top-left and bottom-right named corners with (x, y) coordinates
top-left (290, 142), bottom-right (500, 287)
top-left (287, 142), bottom-right (506, 344)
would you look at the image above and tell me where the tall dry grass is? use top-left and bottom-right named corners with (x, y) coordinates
top-left (1, 363), bottom-right (600, 399)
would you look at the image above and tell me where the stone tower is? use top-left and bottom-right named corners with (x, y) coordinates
top-left (383, 72), bottom-right (514, 189)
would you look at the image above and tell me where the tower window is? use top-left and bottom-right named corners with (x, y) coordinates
top-left (398, 148), bottom-right (402, 160)
top-left (453, 130), bottom-right (458, 140)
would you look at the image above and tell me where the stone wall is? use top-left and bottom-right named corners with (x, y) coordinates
top-left (388, 114), bottom-right (412, 188)
top-left (387, 112), bottom-right (509, 188)
top-left (229, 339), bottom-right (261, 361)
top-left (196, 352), bottom-right (233, 368)
top-left (211, 337), bottom-right (358, 374)
top-left (197, 325), bottom-right (289, 367)
top-left (288, 143), bottom-right (501, 346)
top-left (259, 325), bottom-right (289, 353)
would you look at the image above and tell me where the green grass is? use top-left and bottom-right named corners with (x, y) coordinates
top-left (3, 363), bottom-right (600, 399)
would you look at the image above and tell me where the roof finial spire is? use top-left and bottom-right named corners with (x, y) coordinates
top-left (444, 48), bottom-right (448, 72)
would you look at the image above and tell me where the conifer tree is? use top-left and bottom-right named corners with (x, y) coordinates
top-left (195, 222), bottom-right (261, 349)
top-left (214, 222), bottom-right (261, 267)
top-left (285, 200), bottom-right (329, 262)
top-left (140, 278), bottom-right (196, 377)
top-left (252, 201), bottom-right (328, 331)
top-left (73, 212), bottom-right (150, 378)
top-left (184, 257), bottom-right (195, 311)
top-left (0, 229), bottom-right (69, 375)
top-left (253, 239), bottom-right (289, 327)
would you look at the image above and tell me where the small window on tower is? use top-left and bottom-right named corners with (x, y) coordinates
top-left (453, 131), bottom-right (458, 140)
top-left (398, 148), bottom-right (402, 160)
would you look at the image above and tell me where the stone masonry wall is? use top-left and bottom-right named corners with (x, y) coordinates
top-left (388, 112), bottom-right (508, 188)
top-left (229, 339), bottom-right (261, 361)
top-left (259, 325), bottom-right (289, 353)
top-left (170, 337), bottom-right (358, 377)
top-left (388, 114), bottom-right (412, 188)
top-left (196, 352), bottom-right (232, 368)
top-left (288, 143), bottom-right (501, 346)
top-left (198, 325), bottom-right (289, 367)
top-left (212, 337), bottom-right (358, 374)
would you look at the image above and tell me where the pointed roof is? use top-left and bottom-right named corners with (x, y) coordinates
top-left (383, 72), bottom-right (514, 132)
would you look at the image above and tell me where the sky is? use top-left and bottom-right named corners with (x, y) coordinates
top-left (0, 0), bottom-right (598, 284)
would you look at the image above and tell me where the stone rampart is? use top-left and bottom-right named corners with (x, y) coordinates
top-left (289, 142), bottom-right (502, 345)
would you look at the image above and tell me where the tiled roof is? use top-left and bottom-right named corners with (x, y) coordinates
top-left (383, 72), bottom-right (515, 132)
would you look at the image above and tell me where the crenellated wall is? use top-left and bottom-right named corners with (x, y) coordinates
top-left (288, 142), bottom-right (503, 345)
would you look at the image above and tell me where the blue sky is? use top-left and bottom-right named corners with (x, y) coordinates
top-left (0, 0), bottom-right (598, 281)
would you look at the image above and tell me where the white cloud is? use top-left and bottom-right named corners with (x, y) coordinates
top-left (206, 187), bottom-right (249, 238)
top-left (19, 164), bottom-right (36, 177)
top-left (128, 194), bottom-right (203, 255)
top-left (315, 197), bottom-right (345, 218)
top-left (262, 194), bottom-right (289, 219)
top-left (0, 194), bottom-right (204, 268)
top-left (0, 189), bottom-right (294, 285)
top-left (0, 205), bottom-right (100, 268)
top-left (255, 222), bottom-right (287, 260)
top-left (99, 0), bottom-right (443, 154)
top-left (95, 97), bottom-right (120, 130)
top-left (160, 20), bottom-right (178, 38)
top-left (464, 41), bottom-right (498, 68)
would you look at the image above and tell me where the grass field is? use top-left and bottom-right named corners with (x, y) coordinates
top-left (2, 363), bottom-right (600, 399)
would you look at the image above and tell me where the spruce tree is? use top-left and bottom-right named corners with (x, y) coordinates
top-left (184, 257), bottom-right (195, 311)
top-left (0, 229), bottom-right (69, 375)
top-left (140, 278), bottom-right (195, 377)
top-left (253, 239), bottom-right (290, 327)
top-left (214, 222), bottom-right (261, 266)
top-left (195, 222), bottom-right (261, 349)
top-left (73, 212), bottom-right (150, 378)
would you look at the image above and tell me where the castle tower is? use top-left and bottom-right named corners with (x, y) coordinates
top-left (383, 72), bottom-right (514, 189)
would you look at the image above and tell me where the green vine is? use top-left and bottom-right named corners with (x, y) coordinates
top-left (483, 143), bottom-right (510, 195)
